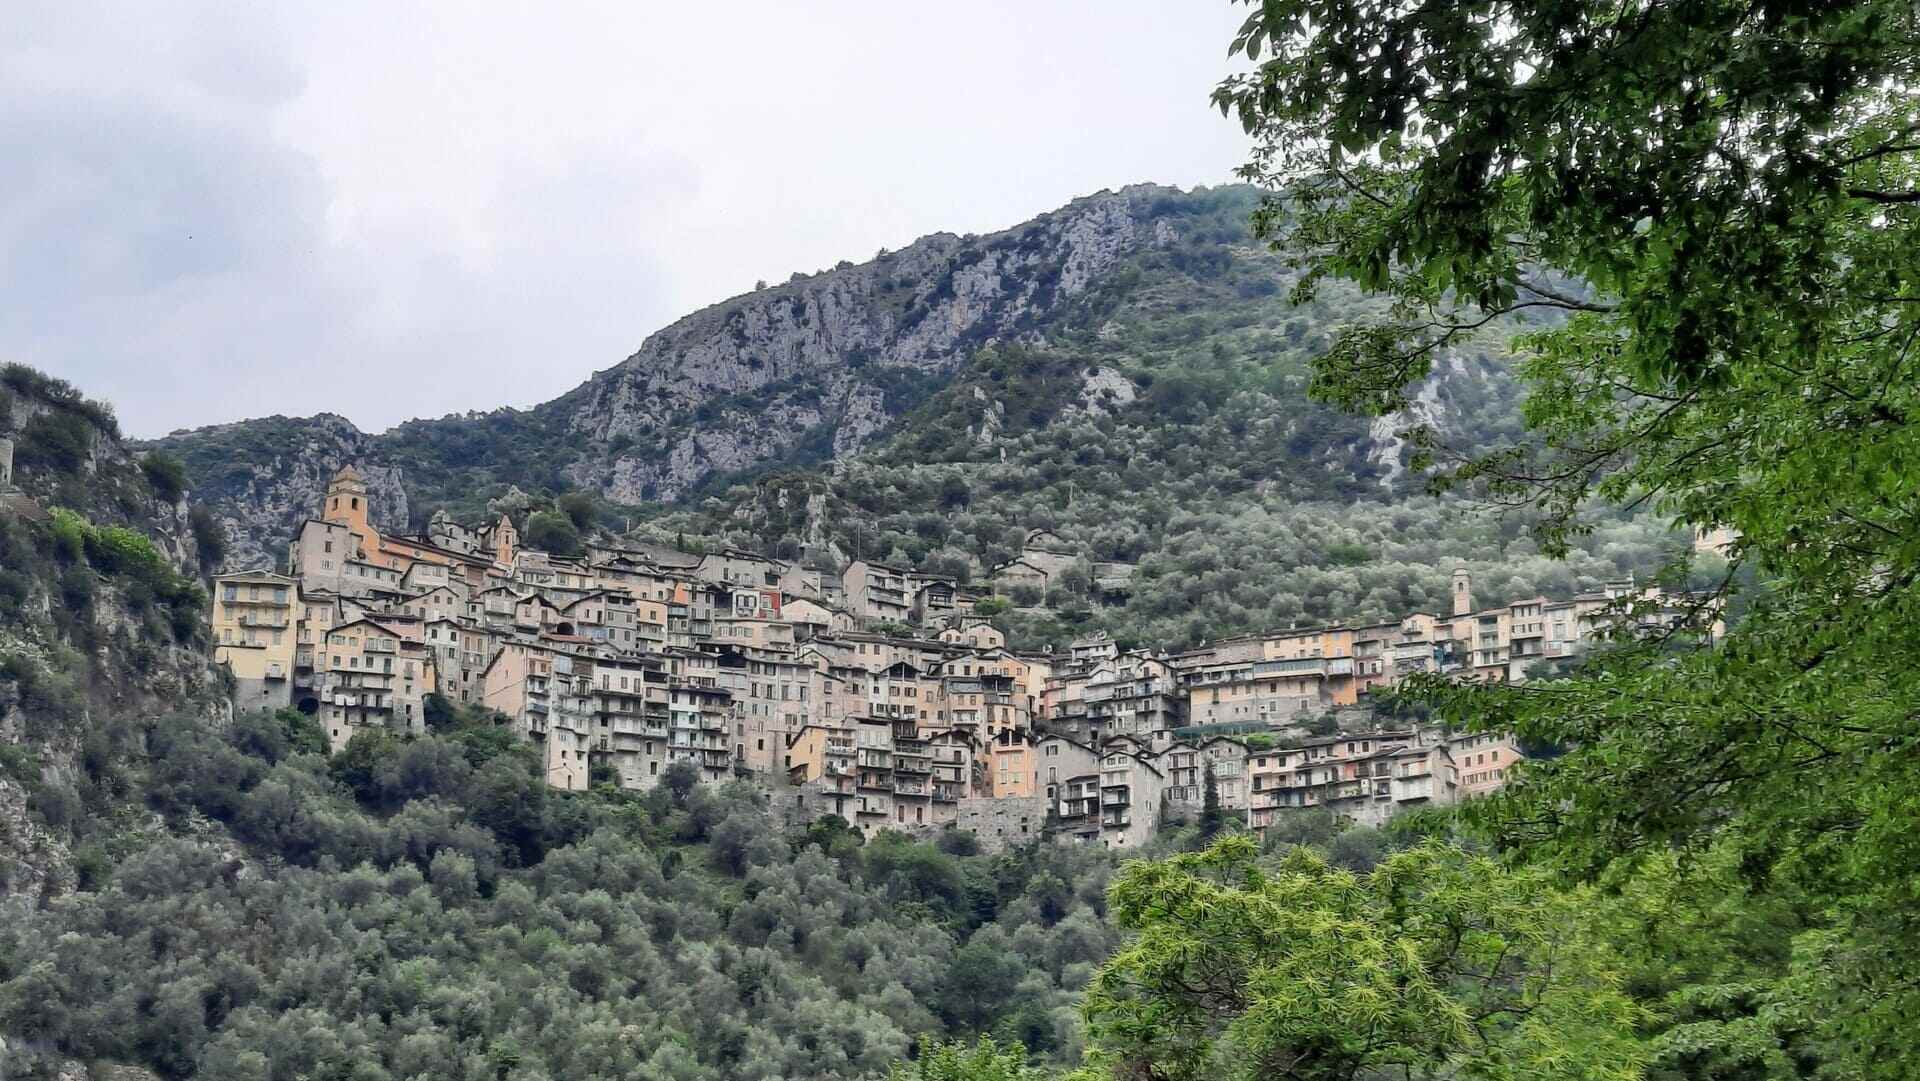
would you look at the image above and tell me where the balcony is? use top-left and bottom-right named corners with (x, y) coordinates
top-left (1102, 813), bottom-right (1130, 829)
top-left (1251, 657), bottom-right (1323, 678)
top-left (265, 663), bottom-right (286, 680)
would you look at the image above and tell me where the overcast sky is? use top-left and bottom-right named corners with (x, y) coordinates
top-left (5, 2), bottom-right (1253, 438)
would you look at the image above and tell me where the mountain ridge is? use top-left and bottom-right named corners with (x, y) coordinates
top-left (148, 183), bottom-right (1227, 569)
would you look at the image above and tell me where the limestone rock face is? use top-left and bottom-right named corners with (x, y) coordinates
top-left (147, 414), bottom-right (409, 572)
top-left (1063, 366), bottom-right (1139, 419)
top-left (561, 184), bottom-right (1174, 503)
top-left (148, 184), bottom-right (1194, 566)
top-left (0, 375), bottom-right (225, 902)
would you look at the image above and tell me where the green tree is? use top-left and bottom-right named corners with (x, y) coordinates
top-left (523, 511), bottom-right (582, 558)
top-left (1197, 761), bottom-right (1225, 839)
top-left (1075, 836), bottom-right (1644, 1081)
top-left (139, 452), bottom-right (189, 501)
top-left (1217, 1), bottom-right (1920, 1073)
top-left (892, 1036), bottom-right (1047, 1081)
top-left (557, 491), bottom-right (598, 532)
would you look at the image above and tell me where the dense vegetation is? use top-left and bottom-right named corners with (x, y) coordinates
top-left (1114, 0), bottom-right (1920, 1077)
top-left (10, 0), bottom-right (1920, 1076)
top-left (0, 365), bottom-right (211, 760)
top-left (0, 707), bottom-right (1130, 1079)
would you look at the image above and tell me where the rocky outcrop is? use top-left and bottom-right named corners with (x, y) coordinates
top-left (563, 184), bottom-right (1175, 502)
top-left (0, 369), bottom-right (225, 901)
top-left (147, 414), bottom-right (407, 572)
top-left (1063, 366), bottom-right (1139, 419)
top-left (1364, 354), bottom-right (1506, 487)
top-left (148, 184), bottom-right (1198, 565)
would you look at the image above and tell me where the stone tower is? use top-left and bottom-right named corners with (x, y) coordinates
top-left (324, 464), bottom-right (371, 531)
top-left (323, 464), bottom-right (379, 559)
top-left (0, 437), bottom-right (12, 489)
top-left (1451, 566), bottom-right (1473, 617)
top-left (492, 513), bottom-right (518, 568)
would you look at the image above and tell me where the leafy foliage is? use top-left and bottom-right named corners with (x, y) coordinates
top-left (1074, 836), bottom-right (1644, 1081)
top-left (892, 1036), bottom-right (1048, 1081)
top-left (1214, 0), bottom-right (1920, 1076)
top-left (0, 710), bottom-right (1126, 1080)
top-left (523, 510), bottom-right (583, 558)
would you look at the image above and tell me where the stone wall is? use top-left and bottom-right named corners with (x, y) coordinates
top-left (953, 796), bottom-right (1047, 853)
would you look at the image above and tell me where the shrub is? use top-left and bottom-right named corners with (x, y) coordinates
top-left (139, 452), bottom-right (189, 501)
top-left (16, 412), bottom-right (93, 473)
top-left (523, 512), bottom-right (582, 558)
top-left (189, 505), bottom-right (226, 569)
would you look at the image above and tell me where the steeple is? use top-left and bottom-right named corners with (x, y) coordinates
top-left (1451, 565), bottom-right (1473, 617)
top-left (324, 465), bottom-right (370, 529)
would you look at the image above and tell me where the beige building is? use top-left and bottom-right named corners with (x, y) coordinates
top-left (212, 571), bottom-right (300, 712)
top-left (317, 618), bottom-right (438, 751)
top-left (1157, 737), bottom-right (1250, 814)
top-left (843, 560), bottom-right (915, 627)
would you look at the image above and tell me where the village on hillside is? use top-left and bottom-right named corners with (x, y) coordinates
top-left (208, 466), bottom-right (1718, 850)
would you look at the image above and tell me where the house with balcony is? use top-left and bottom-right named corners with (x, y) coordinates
top-left (843, 560), bottom-right (915, 627)
top-left (318, 617), bottom-right (437, 752)
top-left (585, 653), bottom-right (674, 791)
top-left (212, 570), bottom-right (301, 712)
top-left (668, 682), bottom-right (737, 785)
top-left (1157, 736), bottom-right (1251, 815)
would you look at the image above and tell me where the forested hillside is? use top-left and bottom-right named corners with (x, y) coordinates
top-left (0, 707), bottom-right (1137, 1079)
top-left (0, 369), bottom-right (1139, 1080)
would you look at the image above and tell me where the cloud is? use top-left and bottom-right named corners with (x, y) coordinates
top-left (4, 1), bottom-right (1250, 437)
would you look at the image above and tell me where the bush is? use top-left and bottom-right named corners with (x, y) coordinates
top-left (524, 512), bottom-right (582, 558)
top-left (557, 491), bottom-right (598, 531)
top-left (189, 505), bottom-right (226, 569)
top-left (16, 412), bottom-right (93, 473)
top-left (139, 453), bottom-right (189, 501)
top-left (1, 364), bottom-right (119, 436)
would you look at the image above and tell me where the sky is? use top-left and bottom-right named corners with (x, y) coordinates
top-left (3, 2), bottom-right (1253, 438)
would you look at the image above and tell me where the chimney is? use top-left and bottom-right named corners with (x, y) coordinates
top-left (1451, 566), bottom-right (1473, 617)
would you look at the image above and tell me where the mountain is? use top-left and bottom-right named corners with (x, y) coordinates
top-left (147, 184), bottom-right (1681, 648)
top-left (145, 187), bottom-right (1474, 564)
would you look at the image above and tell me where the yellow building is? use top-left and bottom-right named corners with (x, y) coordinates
top-left (212, 571), bottom-right (300, 712)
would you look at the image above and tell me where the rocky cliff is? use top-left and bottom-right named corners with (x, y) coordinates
top-left (563, 188), bottom-right (1177, 502)
top-left (145, 185), bottom-right (1249, 568)
top-left (0, 365), bottom-right (222, 898)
